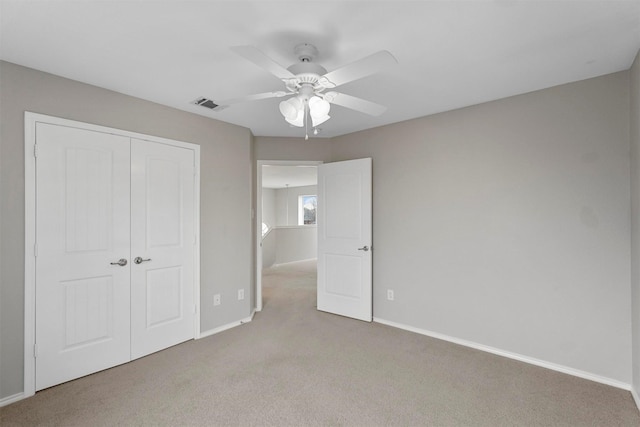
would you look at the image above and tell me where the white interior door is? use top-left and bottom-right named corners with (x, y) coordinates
top-left (317, 158), bottom-right (372, 321)
top-left (130, 139), bottom-right (195, 359)
top-left (35, 123), bottom-right (132, 390)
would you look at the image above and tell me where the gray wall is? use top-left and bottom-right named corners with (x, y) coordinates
top-left (275, 185), bottom-right (318, 226)
top-left (630, 49), bottom-right (640, 398)
top-left (330, 72), bottom-right (632, 384)
top-left (273, 184), bottom-right (318, 263)
top-left (254, 136), bottom-right (332, 162)
top-left (274, 228), bottom-right (317, 264)
top-left (261, 186), bottom-right (318, 266)
top-left (0, 61), bottom-right (254, 399)
top-left (261, 188), bottom-right (277, 268)
top-left (262, 188), bottom-right (277, 229)
top-left (262, 230), bottom-right (277, 269)
top-left (260, 227), bottom-right (317, 267)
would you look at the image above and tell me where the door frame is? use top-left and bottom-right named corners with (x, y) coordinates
top-left (255, 160), bottom-right (322, 312)
top-left (24, 112), bottom-right (201, 398)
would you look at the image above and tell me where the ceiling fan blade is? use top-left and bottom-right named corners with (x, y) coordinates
top-left (319, 50), bottom-right (397, 88)
top-left (216, 91), bottom-right (288, 106)
top-left (230, 46), bottom-right (296, 80)
top-left (323, 92), bottom-right (387, 116)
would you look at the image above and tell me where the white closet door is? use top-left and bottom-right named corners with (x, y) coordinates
top-left (130, 139), bottom-right (196, 359)
top-left (35, 123), bottom-right (131, 391)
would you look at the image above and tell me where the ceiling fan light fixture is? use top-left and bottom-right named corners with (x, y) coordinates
top-left (311, 114), bottom-right (330, 127)
top-left (285, 108), bottom-right (305, 127)
top-left (227, 45), bottom-right (395, 138)
top-left (279, 97), bottom-right (302, 120)
top-left (309, 96), bottom-right (330, 118)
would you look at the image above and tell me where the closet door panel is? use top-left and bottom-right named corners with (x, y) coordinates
top-left (35, 123), bottom-right (131, 391)
top-left (130, 138), bottom-right (195, 359)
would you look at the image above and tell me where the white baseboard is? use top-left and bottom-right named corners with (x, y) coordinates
top-left (198, 312), bottom-right (255, 339)
top-left (0, 392), bottom-right (25, 408)
top-left (632, 387), bottom-right (640, 413)
top-left (373, 317), bottom-right (631, 391)
top-left (272, 258), bottom-right (317, 268)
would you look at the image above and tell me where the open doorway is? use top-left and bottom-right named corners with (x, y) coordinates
top-left (256, 160), bottom-right (322, 311)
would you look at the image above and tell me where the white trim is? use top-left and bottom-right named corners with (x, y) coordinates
top-left (256, 165), bottom-right (263, 311)
top-left (271, 257), bottom-right (318, 268)
top-left (24, 114), bottom-right (37, 398)
top-left (373, 317), bottom-right (631, 391)
top-left (193, 142), bottom-right (202, 338)
top-left (0, 392), bottom-right (26, 408)
top-left (24, 112), bottom-right (201, 396)
top-left (632, 387), bottom-right (640, 412)
top-left (273, 225), bottom-right (317, 229)
top-left (27, 113), bottom-right (202, 150)
top-left (198, 311), bottom-right (255, 339)
top-left (255, 160), bottom-right (322, 313)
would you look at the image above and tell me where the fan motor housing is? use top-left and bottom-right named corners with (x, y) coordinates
top-left (287, 62), bottom-right (327, 77)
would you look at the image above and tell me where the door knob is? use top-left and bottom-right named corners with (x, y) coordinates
top-left (134, 257), bottom-right (152, 264)
top-left (110, 258), bottom-right (128, 266)
top-left (357, 246), bottom-right (369, 252)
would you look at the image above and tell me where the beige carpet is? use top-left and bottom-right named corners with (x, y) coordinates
top-left (2, 259), bottom-right (639, 426)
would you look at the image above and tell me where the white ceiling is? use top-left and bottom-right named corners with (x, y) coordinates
top-left (1, 1), bottom-right (639, 139)
top-left (262, 165), bottom-right (317, 189)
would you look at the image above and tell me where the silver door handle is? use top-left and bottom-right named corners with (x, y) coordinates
top-left (134, 257), bottom-right (151, 264)
top-left (357, 246), bottom-right (369, 252)
top-left (110, 258), bottom-right (128, 266)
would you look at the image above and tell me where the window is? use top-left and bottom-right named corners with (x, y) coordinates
top-left (298, 195), bottom-right (317, 225)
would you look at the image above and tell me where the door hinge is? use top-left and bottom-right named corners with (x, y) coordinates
top-left (193, 304), bottom-right (197, 314)
top-left (33, 343), bottom-right (38, 358)
top-left (33, 144), bottom-right (38, 158)
top-left (34, 243), bottom-right (38, 257)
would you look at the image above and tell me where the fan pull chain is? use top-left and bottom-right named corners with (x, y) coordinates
top-left (304, 102), bottom-right (309, 140)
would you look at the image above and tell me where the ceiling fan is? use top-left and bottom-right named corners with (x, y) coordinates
top-left (215, 43), bottom-right (397, 138)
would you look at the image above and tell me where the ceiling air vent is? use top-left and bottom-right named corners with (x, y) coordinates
top-left (192, 97), bottom-right (220, 110)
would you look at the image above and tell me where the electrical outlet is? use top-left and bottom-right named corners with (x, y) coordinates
top-left (213, 294), bottom-right (221, 306)
top-left (387, 289), bottom-right (394, 301)
top-left (238, 289), bottom-right (245, 300)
